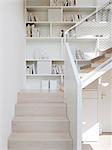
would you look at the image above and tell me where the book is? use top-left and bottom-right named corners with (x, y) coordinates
top-left (41, 80), bottom-right (49, 90)
top-left (50, 80), bottom-right (58, 91)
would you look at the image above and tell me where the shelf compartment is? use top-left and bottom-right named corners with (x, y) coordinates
top-left (63, 8), bottom-right (95, 22)
top-left (26, 23), bottom-right (50, 37)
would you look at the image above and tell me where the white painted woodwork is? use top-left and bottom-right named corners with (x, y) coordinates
top-left (98, 70), bottom-right (112, 133)
top-left (64, 43), bottom-right (82, 150)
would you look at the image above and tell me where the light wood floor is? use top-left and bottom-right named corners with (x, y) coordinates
top-left (82, 134), bottom-right (112, 150)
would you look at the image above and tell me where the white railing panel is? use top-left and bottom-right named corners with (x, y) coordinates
top-left (64, 42), bottom-right (82, 150)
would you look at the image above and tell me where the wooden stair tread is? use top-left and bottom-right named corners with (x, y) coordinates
top-left (13, 116), bottom-right (68, 121)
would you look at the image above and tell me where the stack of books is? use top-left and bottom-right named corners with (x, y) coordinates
top-left (63, 13), bottom-right (82, 22)
top-left (50, 0), bottom-right (76, 6)
top-left (27, 11), bottom-right (40, 22)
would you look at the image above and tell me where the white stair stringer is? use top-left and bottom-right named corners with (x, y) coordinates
top-left (81, 57), bottom-right (112, 89)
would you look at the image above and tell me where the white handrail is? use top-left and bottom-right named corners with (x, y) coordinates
top-left (65, 0), bottom-right (112, 35)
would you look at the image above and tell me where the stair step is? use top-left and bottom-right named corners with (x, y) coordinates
top-left (12, 117), bottom-right (69, 133)
top-left (15, 103), bottom-right (67, 117)
top-left (18, 90), bottom-right (64, 99)
top-left (8, 133), bottom-right (72, 150)
top-left (18, 97), bottom-right (65, 103)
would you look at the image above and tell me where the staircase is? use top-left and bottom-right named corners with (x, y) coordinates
top-left (8, 90), bottom-right (73, 150)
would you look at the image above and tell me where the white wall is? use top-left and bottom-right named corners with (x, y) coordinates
top-left (0, 0), bottom-right (25, 150)
top-left (98, 70), bottom-right (112, 133)
top-left (82, 80), bottom-right (99, 142)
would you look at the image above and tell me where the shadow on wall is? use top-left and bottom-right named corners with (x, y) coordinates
top-left (82, 144), bottom-right (94, 150)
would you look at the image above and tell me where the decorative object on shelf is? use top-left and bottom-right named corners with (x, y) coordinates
top-left (60, 30), bottom-right (64, 37)
top-left (28, 13), bottom-right (34, 22)
top-left (26, 66), bottom-right (30, 75)
top-left (26, 24), bottom-right (31, 37)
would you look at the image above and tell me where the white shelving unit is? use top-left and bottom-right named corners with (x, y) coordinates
top-left (25, 0), bottom-right (108, 89)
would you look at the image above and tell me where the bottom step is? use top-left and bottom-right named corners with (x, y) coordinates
top-left (9, 133), bottom-right (73, 150)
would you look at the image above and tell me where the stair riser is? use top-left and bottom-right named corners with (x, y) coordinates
top-left (12, 121), bottom-right (69, 133)
top-left (15, 106), bottom-right (66, 117)
top-left (18, 98), bottom-right (65, 103)
top-left (9, 141), bottom-right (72, 150)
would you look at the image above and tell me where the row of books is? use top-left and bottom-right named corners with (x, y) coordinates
top-left (27, 12), bottom-right (40, 22)
top-left (26, 24), bottom-right (40, 37)
top-left (50, 0), bottom-right (76, 6)
top-left (63, 13), bottom-right (82, 22)
top-left (52, 64), bottom-right (64, 75)
top-left (26, 63), bottom-right (37, 75)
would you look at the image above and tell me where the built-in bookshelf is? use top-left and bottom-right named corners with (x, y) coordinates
top-left (25, 0), bottom-right (110, 89)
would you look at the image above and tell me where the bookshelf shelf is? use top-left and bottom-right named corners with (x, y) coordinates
top-left (26, 6), bottom-right (97, 11)
top-left (26, 37), bottom-right (62, 40)
top-left (26, 74), bottom-right (64, 77)
top-left (26, 59), bottom-right (64, 61)
top-left (26, 21), bottom-right (77, 24)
